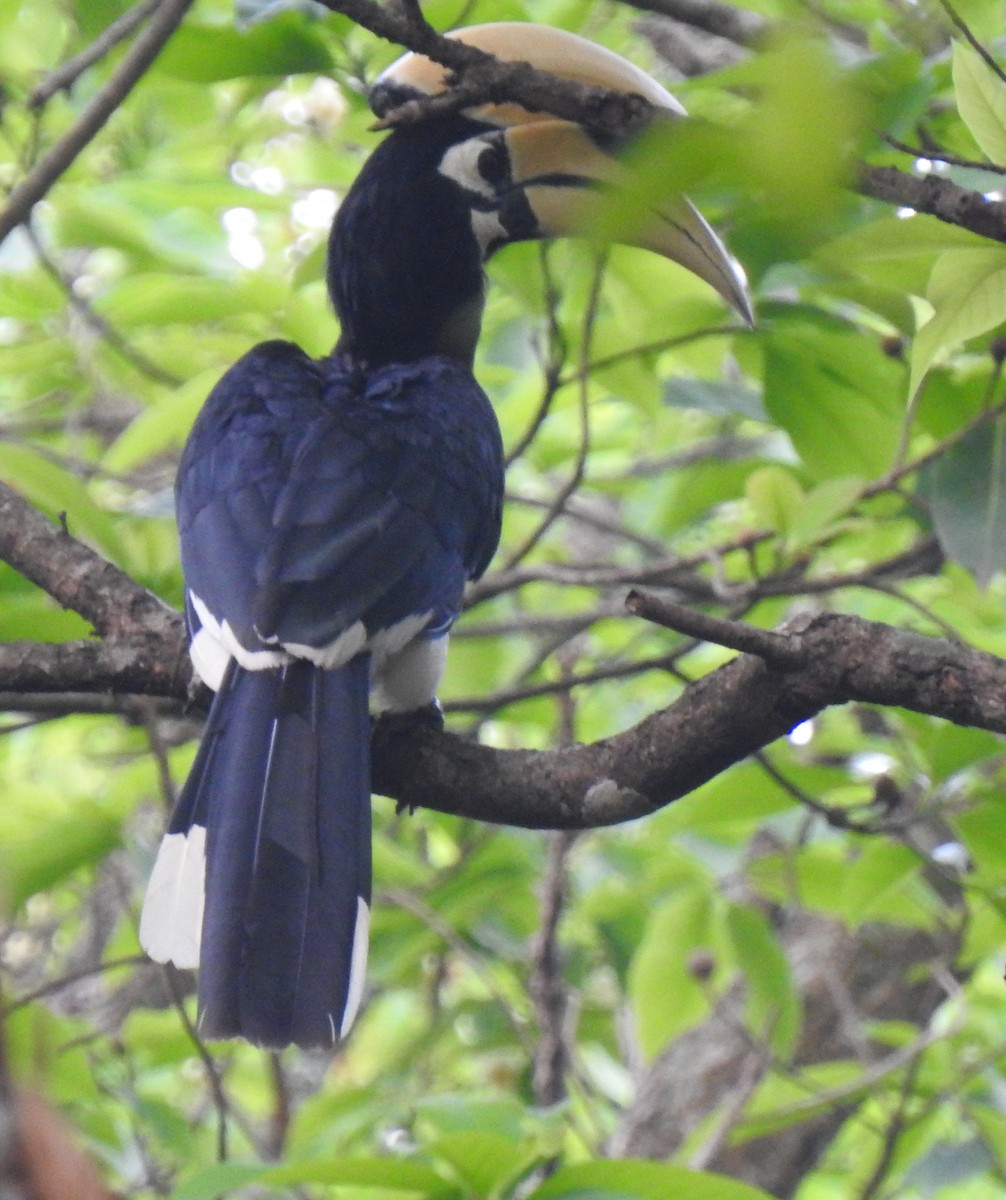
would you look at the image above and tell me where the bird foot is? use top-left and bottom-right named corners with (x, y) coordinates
top-left (372, 701), bottom-right (444, 816)
top-left (375, 697), bottom-right (444, 736)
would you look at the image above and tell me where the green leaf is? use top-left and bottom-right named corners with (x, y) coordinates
top-left (739, 1061), bottom-right (864, 1139)
top-left (663, 377), bottom-right (767, 420)
top-left (745, 466), bottom-right (804, 535)
top-left (428, 1131), bottom-right (535, 1197)
top-left (0, 445), bottom-right (124, 562)
top-left (764, 316), bottom-right (903, 479)
top-left (96, 274), bottom-right (287, 328)
top-left (1, 801), bottom-right (123, 913)
top-left (952, 42), bottom-right (1006, 163)
top-left (627, 888), bottom-right (722, 1058)
top-left (972, 1104), bottom-right (1006, 1174)
top-left (919, 419), bottom-right (1006, 586)
top-left (727, 904), bottom-right (800, 1059)
top-left (103, 367), bottom-right (223, 474)
top-left (655, 763), bottom-right (797, 837)
top-left (166, 1163), bottom-right (265, 1200)
top-left (909, 247), bottom-right (1006, 396)
top-left (815, 214), bottom-right (990, 326)
top-left (786, 476), bottom-right (864, 551)
top-left (842, 841), bottom-right (920, 923)
top-left (154, 14), bottom-right (333, 82)
top-left (172, 1156), bottom-right (460, 1200)
top-left (527, 1160), bottom-right (776, 1200)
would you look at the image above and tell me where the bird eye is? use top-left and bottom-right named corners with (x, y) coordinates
top-left (477, 138), bottom-right (510, 188)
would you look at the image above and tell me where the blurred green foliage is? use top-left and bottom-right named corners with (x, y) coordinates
top-left (2, 0), bottom-right (1006, 1198)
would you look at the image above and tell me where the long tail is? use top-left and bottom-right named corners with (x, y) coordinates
top-left (140, 656), bottom-right (372, 1049)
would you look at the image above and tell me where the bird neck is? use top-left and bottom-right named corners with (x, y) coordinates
top-left (328, 116), bottom-right (491, 369)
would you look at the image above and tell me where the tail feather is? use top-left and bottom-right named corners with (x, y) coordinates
top-left (141, 656), bottom-right (372, 1050)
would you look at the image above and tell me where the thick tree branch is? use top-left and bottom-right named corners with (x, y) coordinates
top-left (0, 638), bottom-right (186, 700)
top-left (0, 491), bottom-right (1004, 828)
top-left (371, 609), bottom-right (1006, 828)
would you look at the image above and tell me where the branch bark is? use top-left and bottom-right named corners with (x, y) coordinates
top-left (858, 164), bottom-right (1006, 243)
top-left (312, 0), bottom-right (660, 139)
top-left (1, 491), bottom-right (1004, 827)
top-left (625, 0), bottom-right (767, 46)
top-left (27, 0), bottom-right (164, 109)
top-left (371, 608), bottom-right (1006, 828)
top-left (0, 481), bottom-right (182, 644)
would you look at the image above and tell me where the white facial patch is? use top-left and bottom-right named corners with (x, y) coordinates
top-left (469, 210), bottom-right (509, 259)
top-left (438, 137), bottom-right (498, 199)
top-left (439, 137), bottom-right (511, 258)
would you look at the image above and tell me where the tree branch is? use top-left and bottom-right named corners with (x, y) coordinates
top-left (0, 638), bottom-right (186, 700)
top-left (0, 490), bottom-right (1003, 830)
top-left (623, 0), bottom-right (767, 47)
top-left (27, 0), bottom-right (164, 109)
top-left (0, 0), bottom-right (196, 248)
top-left (858, 164), bottom-right (1006, 244)
top-left (371, 609), bottom-right (1006, 828)
top-left (312, 0), bottom-right (660, 139)
top-left (0, 480), bottom-right (183, 644)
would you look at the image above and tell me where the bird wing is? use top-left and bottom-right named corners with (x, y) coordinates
top-left (176, 340), bottom-right (504, 681)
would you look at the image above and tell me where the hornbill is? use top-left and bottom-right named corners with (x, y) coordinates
top-left (139, 23), bottom-right (751, 1050)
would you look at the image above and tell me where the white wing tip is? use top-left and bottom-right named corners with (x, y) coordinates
top-left (340, 897), bottom-right (371, 1037)
top-left (139, 827), bottom-right (206, 970)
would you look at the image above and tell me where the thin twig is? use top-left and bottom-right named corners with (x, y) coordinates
top-left (442, 648), bottom-right (683, 715)
top-left (505, 246), bottom-right (567, 468)
top-left (529, 830), bottom-right (577, 1107)
top-left (0, 956), bottom-right (146, 1017)
top-left (857, 1054), bottom-right (923, 1200)
top-left (625, 588), bottom-right (806, 669)
top-left (501, 255), bottom-right (603, 569)
top-left (28, 0), bottom-right (163, 109)
top-left (161, 965), bottom-right (230, 1163)
top-left (0, 0), bottom-right (196, 248)
top-left (26, 223), bottom-right (182, 386)
top-left (380, 886), bottom-right (535, 1053)
top-left (880, 133), bottom-right (994, 173)
top-left (937, 0), bottom-right (1006, 88)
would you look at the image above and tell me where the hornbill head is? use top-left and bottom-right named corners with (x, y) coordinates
top-left (371, 22), bottom-right (752, 324)
top-left (329, 23), bottom-right (750, 367)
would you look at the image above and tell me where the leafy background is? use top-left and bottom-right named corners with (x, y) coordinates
top-left (3, 0), bottom-right (1006, 1197)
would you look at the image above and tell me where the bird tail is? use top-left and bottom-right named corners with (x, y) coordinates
top-left (140, 656), bottom-right (372, 1049)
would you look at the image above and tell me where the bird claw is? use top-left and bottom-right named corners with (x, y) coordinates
top-left (375, 701), bottom-right (443, 817)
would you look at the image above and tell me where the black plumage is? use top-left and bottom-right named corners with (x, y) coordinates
top-left (139, 21), bottom-right (749, 1050)
top-left (141, 122), bottom-right (505, 1049)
